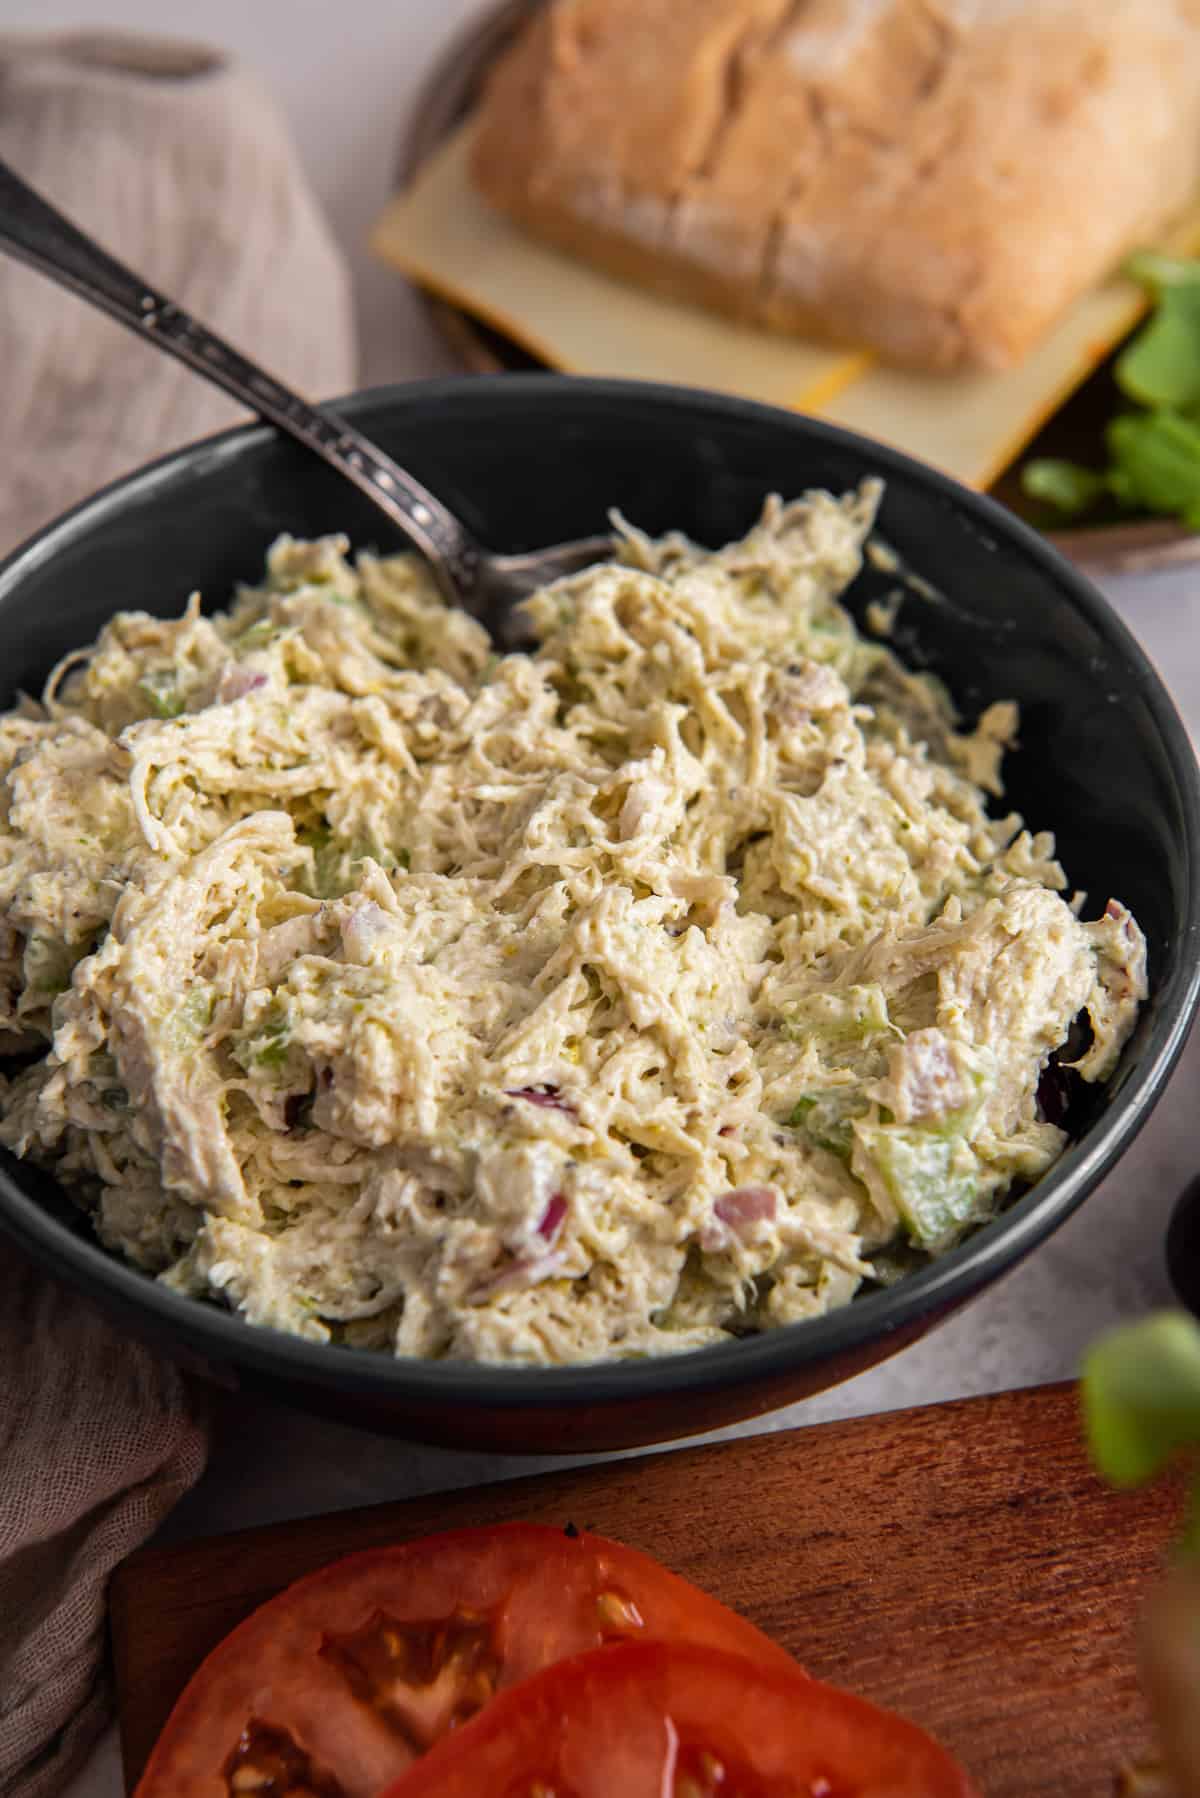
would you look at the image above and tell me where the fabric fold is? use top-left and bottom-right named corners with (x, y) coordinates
top-left (0, 27), bottom-right (358, 1795)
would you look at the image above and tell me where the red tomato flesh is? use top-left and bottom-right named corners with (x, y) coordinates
top-left (378, 1640), bottom-right (980, 1798)
top-left (134, 1522), bottom-right (797, 1798)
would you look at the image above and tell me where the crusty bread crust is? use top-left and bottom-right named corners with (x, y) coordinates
top-left (471, 0), bottom-right (1200, 371)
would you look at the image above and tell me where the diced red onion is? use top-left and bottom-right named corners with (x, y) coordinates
top-left (219, 667), bottom-right (268, 703)
top-left (537, 1192), bottom-right (568, 1242)
top-left (701, 1185), bottom-right (778, 1252)
top-left (505, 1084), bottom-right (577, 1115)
top-left (473, 1250), bottom-right (566, 1302)
top-left (896, 1030), bottom-right (963, 1123)
top-left (715, 1185), bottom-right (777, 1227)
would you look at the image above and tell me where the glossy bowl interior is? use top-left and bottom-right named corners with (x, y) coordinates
top-left (1, 375), bottom-right (1197, 1453)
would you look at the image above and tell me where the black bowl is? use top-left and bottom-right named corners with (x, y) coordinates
top-left (2, 376), bottom-right (1197, 1453)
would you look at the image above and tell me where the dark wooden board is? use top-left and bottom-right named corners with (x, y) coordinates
top-left (111, 1380), bottom-right (1181, 1795)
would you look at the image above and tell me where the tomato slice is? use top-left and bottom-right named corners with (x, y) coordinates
top-left (134, 1521), bottom-right (797, 1798)
top-left (378, 1641), bottom-right (980, 1798)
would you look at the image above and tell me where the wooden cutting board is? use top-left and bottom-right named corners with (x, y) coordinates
top-left (111, 1380), bottom-right (1182, 1796)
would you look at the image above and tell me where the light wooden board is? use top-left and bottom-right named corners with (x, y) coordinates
top-left (371, 124), bottom-right (1200, 492)
top-left (111, 1380), bottom-right (1181, 1795)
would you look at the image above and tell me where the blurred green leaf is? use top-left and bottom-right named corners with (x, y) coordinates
top-left (1019, 253), bottom-right (1200, 533)
top-left (1117, 287), bottom-right (1200, 412)
top-left (1082, 1311), bottom-right (1200, 1505)
top-left (1125, 251), bottom-right (1200, 294)
top-left (1021, 459), bottom-right (1110, 516)
top-left (1107, 410), bottom-right (1200, 517)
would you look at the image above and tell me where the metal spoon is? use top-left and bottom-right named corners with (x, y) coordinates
top-left (0, 159), bottom-right (612, 639)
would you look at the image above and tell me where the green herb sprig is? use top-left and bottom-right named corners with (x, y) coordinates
top-left (1022, 254), bottom-right (1200, 531)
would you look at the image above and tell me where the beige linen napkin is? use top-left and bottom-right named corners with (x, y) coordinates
top-left (0, 30), bottom-right (358, 1797)
top-left (0, 1256), bottom-right (209, 1798)
top-left (0, 27), bottom-right (357, 557)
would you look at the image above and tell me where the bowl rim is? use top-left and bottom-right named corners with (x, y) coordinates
top-left (2, 371), bottom-right (1198, 1412)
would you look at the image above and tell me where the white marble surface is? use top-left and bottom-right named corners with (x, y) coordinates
top-left (5, 2), bottom-right (1197, 1791)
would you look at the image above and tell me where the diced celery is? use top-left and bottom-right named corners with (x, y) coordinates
top-left (857, 1122), bottom-right (980, 1250)
top-left (233, 618), bottom-right (280, 651)
top-left (137, 669), bottom-right (186, 719)
top-left (787, 1092), bottom-right (857, 1158)
top-left (299, 823), bottom-right (407, 897)
top-left (166, 988), bottom-right (213, 1051)
top-left (781, 982), bottom-right (892, 1046)
top-left (229, 1008), bottom-right (292, 1075)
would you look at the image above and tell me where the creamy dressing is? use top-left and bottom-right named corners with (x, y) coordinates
top-left (0, 487), bottom-right (1146, 1365)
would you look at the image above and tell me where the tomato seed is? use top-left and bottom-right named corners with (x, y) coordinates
top-left (596, 1590), bottom-right (645, 1634)
top-left (673, 1743), bottom-right (730, 1796)
top-left (221, 1722), bottom-right (343, 1798)
top-left (319, 1609), bottom-right (501, 1751)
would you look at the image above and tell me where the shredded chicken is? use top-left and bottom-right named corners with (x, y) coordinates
top-left (0, 491), bottom-right (1147, 1365)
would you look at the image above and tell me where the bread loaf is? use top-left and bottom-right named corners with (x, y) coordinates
top-left (471, 0), bottom-right (1200, 371)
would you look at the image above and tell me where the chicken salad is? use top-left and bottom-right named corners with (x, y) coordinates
top-left (0, 485), bottom-right (1146, 1364)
